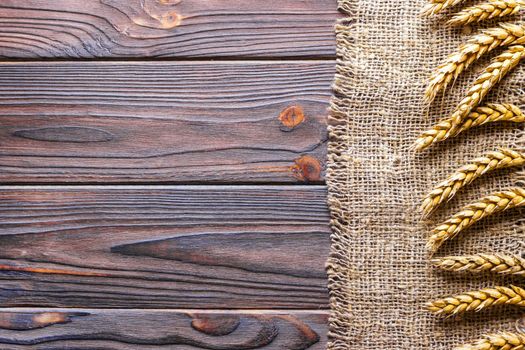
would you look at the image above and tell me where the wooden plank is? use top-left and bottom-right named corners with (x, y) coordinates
top-left (0, 309), bottom-right (328, 349)
top-left (0, 61), bottom-right (331, 183)
top-left (0, 186), bottom-right (330, 309)
top-left (0, 0), bottom-right (338, 58)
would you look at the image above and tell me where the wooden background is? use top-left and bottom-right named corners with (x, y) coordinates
top-left (0, 1), bottom-right (338, 348)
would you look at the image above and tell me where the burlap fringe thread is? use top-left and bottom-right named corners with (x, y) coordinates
top-left (326, 1), bottom-right (355, 349)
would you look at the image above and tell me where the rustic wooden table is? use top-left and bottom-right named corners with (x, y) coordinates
top-left (0, 1), bottom-right (337, 348)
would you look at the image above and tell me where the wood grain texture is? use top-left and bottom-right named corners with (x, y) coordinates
top-left (0, 61), bottom-right (331, 183)
top-left (0, 0), bottom-right (338, 58)
top-left (0, 186), bottom-right (330, 309)
top-left (0, 309), bottom-right (328, 349)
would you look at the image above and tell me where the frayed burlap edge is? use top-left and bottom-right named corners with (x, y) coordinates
top-left (326, 1), bottom-right (355, 349)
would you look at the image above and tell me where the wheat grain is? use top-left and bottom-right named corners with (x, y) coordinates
top-left (448, 0), bottom-right (523, 26)
top-left (421, 148), bottom-right (525, 217)
top-left (427, 285), bottom-right (525, 316)
top-left (423, 0), bottom-right (469, 16)
top-left (455, 332), bottom-right (525, 350)
top-left (426, 187), bottom-right (525, 253)
top-left (417, 46), bottom-right (525, 151)
top-left (415, 103), bottom-right (525, 153)
top-left (425, 23), bottom-right (525, 104)
top-left (433, 253), bottom-right (525, 276)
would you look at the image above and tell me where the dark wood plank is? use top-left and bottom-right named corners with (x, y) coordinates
top-left (0, 186), bottom-right (330, 309)
top-left (0, 309), bottom-right (328, 349)
top-left (0, 0), bottom-right (338, 58)
top-left (0, 61), bottom-right (331, 183)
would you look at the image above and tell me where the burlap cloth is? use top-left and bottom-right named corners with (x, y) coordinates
top-left (326, 0), bottom-right (525, 349)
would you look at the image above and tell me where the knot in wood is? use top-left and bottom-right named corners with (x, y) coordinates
top-left (291, 155), bottom-right (322, 182)
top-left (279, 105), bottom-right (305, 131)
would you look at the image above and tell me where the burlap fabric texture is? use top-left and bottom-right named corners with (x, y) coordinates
top-left (326, 0), bottom-right (525, 349)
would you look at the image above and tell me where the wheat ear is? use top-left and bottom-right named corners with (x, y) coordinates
top-left (448, 0), bottom-right (523, 26)
top-left (426, 187), bottom-right (525, 253)
top-left (423, 0), bottom-right (470, 16)
top-left (455, 332), bottom-right (525, 350)
top-left (459, 103), bottom-right (525, 132)
top-left (425, 23), bottom-right (525, 104)
top-left (433, 254), bottom-right (525, 276)
top-left (414, 104), bottom-right (525, 150)
top-left (427, 285), bottom-right (525, 316)
top-left (416, 46), bottom-right (525, 151)
top-left (421, 148), bottom-right (525, 217)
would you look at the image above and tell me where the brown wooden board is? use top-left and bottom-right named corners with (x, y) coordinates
top-left (0, 0), bottom-right (338, 58)
top-left (0, 61), bottom-right (332, 184)
top-left (0, 309), bottom-right (328, 349)
top-left (0, 186), bottom-right (330, 309)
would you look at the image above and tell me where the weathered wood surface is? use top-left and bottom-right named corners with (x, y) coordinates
top-left (0, 186), bottom-right (330, 309)
top-left (0, 0), bottom-right (338, 58)
top-left (0, 61), bottom-right (331, 183)
top-left (0, 309), bottom-right (328, 349)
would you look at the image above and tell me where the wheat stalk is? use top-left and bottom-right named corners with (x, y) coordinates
top-left (421, 148), bottom-right (525, 217)
top-left (425, 23), bottom-right (525, 104)
top-left (455, 332), bottom-right (525, 350)
top-left (417, 46), bottom-right (525, 151)
top-left (426, 187), bottom-right (525, 253)
top-left (449, 0), bottom-right (523, 26)
top-left (427, 285), bottom-right (525, 316)
top-left (423, 0), bottom-right (470, 16)
top-left (433, 253), bottom-right (525, 276)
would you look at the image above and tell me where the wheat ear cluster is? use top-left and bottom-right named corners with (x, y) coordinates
top-left (426, 187), bottom-right (525, 253)
top-left (433, 254), bottom-right (525, 276)
top-left (425, 23), bottom-right (525, 104)
top-left (417, 46), bottom-right (525, 150)
top-left (449, 0), bottom-right (523, 26)
top-left (421, 148), bottom-right (525, 217)
top-left (455, 332), bottom-right (525, 350)
top-left (415, 103), bottom-right (525, 152)
top-left (427, 285), bottom-right (525, 316)
top-left (423, 0), bottom-right (470, 16)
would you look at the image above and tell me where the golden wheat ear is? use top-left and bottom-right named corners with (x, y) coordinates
top-left (416, 46), bottom-right (525, 151)
top-left (427, 285), bottom-right (525, 316)
top-left (423, 0), bottom-right (470, 16)
top-left (421, 148), bottom-right (525, 217)
top-left (426, 187), bottom-right (525, 253)
top-left (448, 0), bottom-right (523, 26)
top-left (414, 104), bottom-right (525, 151)
top-left (425, 23), bottom-right (525, 105)
top-left (454, 331), bottom-right (525, 350)
top-left (433, 253), bottom-right (525, 276)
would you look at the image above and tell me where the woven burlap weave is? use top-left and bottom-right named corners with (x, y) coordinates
top-left (326, 1), bottom-right (525, 349)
